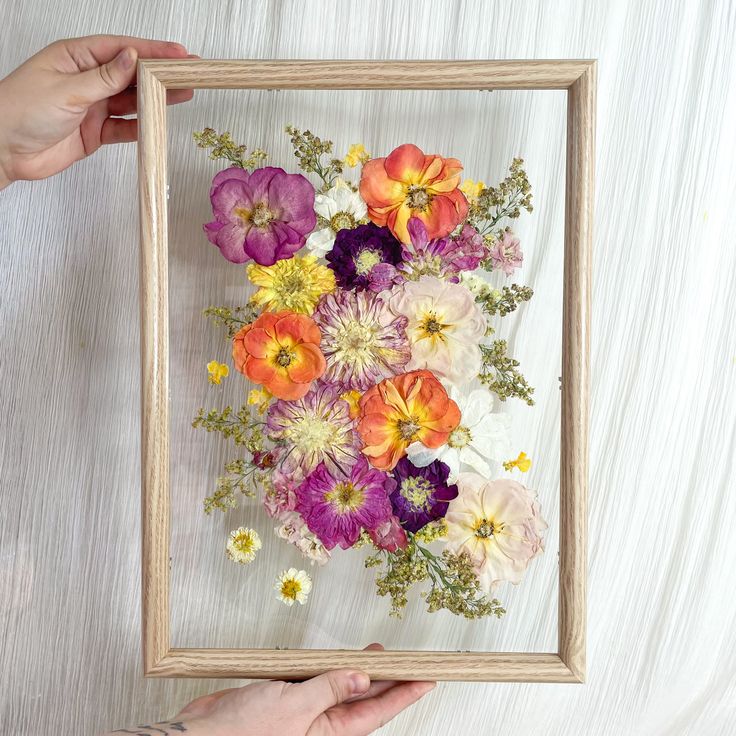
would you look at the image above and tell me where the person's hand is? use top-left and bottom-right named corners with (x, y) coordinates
top-left (0, 34), bottom-right (195, 188)
top-left (105, 645), bottom-right (435, 736)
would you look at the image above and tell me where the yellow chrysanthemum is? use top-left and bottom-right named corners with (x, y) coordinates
top-left (460, 179), bottom-right (486, 202)
top-left (247, 255), bottom-right (335, 315)
top-left (503, 451), bottom-right (532, 473)
top-left (207, 360), bottom-right (229, 385)
top-left (343, 143), bottom-right (370, 167)
top-left (247, 387), bottom-right (273, 414)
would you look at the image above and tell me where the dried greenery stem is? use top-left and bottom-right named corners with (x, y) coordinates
top-left (193, 128), bottom-right (267, 170)
top-left (477, 284), bottom-right (534, 318)
top-left (366, 537), bottom-right (505, 620)
top-left (479, 340), bottom-right (535, 405)
top-left (204, 305), bottom-right (260, 339)
top-left (284, 125), bottom-right (345, 191)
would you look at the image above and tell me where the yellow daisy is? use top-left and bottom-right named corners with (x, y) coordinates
top-left (226, 527), bottom-right (262, 564)
top-left (247, 255), bottom-right (335, 315)
top-left (274, 568), bottom-right (312, 606)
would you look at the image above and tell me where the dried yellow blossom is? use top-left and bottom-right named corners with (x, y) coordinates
top-left (344, 143), bottom-right (370, 167)
top-left (503, 451), bottom-right (532, 473)
top-left (460, 179), bottom-right (486, 202)
top-left (207, 360), bottom-right (229, 385)
top-left (248, 388), bottom-right (272, 414)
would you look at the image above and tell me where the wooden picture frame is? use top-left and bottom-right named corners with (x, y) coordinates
top-left (137, 59), bottom-right (594, 682)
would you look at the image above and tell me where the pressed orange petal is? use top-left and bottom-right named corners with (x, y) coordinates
top-left (241, 327), bottom-right (274, 359)
top-left (265, 371), bottom-right (312, 401)
top-left (287, 342), bottom-right (326, 383)
top-left (413, 194), bottom-right (462, 240)
top-left (383, 143), bottom-right (426, 182)
top-left (254, 311), bottom-right (283, 333)
top-left (419, 155), bottom-right (444, 183)
top-left (273, 313), bottom-right (320, 345)
top-left (360, 159), bottom-right (405, 208)
top-left (245, 356), bottom-right (277, 385)
top-left (388, 203), bottom-right (413, 244)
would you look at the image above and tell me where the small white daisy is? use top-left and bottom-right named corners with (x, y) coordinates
top-left (305, 179), bottom-right (367, 258)
top-left (225, 527), bottom-right (262, 564)
top-left (274, 568), bottom-right (312, 606)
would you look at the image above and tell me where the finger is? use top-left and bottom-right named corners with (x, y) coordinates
top-left (67, 47), bottom-right (139, 105)
top-left (101, 117), bottom-right (137, 145)
top-left (176, 687), bottom-right (238, 718)
top-left (107, 87), bottom-right (194, 116)
top-left (344, 643), bottom-right (396, 702)
top-left (61, 35), bottom-right (189, 68)
top-left (322, 680), bottom-right (436, 736)
top-left (291, 669), bottom-right (371, 717)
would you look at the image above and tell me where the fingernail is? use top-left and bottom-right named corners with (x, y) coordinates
top-left (117, 48), bottom-right (137, 70)
top-left (350, 672), bottom-right (370, 695)
top-left (417, 681), bottom-right (436, 695)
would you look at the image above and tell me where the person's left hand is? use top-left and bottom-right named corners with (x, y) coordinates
top-left (0, 34), bottom-right (195, 187)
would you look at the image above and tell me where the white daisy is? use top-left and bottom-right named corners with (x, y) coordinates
top-left (305, 179), bottom-right (367, 258)
top-left (406, 387), bottom-right (511, 481)
top-left (226, 527), bottom-right (262, 564)
top-left (274, 568), bottom-right (313, 606)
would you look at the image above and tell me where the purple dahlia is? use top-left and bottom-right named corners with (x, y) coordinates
top-left (312, 289), bottom-right (411, 390)
top-left (204, 166), bottom-right (316, 266)
top-left (326, 222), bottom-right (403, 290)
top-left (296, 457), bottom-right (395, 550)
top-left (389, 457), bottom-right (458, 533)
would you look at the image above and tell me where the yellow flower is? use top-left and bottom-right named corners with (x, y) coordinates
top-left (344, 143), bottom-right (370, 167)
top-left (226, 527), bottom-right (262, 564)
top-left (207, 360), bottom-right (229, 385)
top-left (247, 255), bottom-right (335, 315)
top-left (460, 179), bottom-right (486, 202)
top-left (247, 387), bottom-right (273, 414)
top-left (414, 518), bottom-right (448, 543)
top-left (503, 451), bottom-right (532, 473)
top-left (274, 568), bottom-right (312, 606)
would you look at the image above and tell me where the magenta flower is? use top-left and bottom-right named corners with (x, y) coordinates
top-left (489, 230), bottom-right (523, 276)
top-left (368, 515), bottom-right (409, 552)
top-left (204, 166), bottom-right (317, 266)
top-left (295, 458), bottom-right (395, 549)
top-left (400, 218), bottom-right (488, 280)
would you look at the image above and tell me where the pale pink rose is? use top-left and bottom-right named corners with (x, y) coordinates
top-left (444, 473), bottom-right (547, 592)
top-left (275, 511), bottom-right (331, 566)
top-left (263, 468), bottom-right (302, 519)
top-left (489, 230), bottom-right (523, 276)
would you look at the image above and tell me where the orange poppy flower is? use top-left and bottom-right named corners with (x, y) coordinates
top-left (357, 369), bottom-right (461, 471)
top-left (359, 143), bottom-right (469, 244)
top-left (232, 311), bottom-right (326, 401)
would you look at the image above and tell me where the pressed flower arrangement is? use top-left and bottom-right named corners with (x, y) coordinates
top-left (192, 125), bottom-right (547, 619)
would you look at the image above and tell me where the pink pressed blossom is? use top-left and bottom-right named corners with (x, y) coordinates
top-left (368, 515), bottom-right (409, 552)
top-left (204, 166), bottom-right (316, 266)
top-left (489, 230), bottom-right (523, 276)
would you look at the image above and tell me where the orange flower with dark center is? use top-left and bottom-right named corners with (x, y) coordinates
top-left (232, 311), bottom-right (326, 400)
top-left (359, 143), bottom-right (469, 243)
top-left (357, 369), bottom-right (461, 471)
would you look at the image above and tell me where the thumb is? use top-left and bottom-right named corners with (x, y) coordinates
top-left (72, 47), bottom-right (138, 104)
top-left (290, 669), bottom-right (371, 717)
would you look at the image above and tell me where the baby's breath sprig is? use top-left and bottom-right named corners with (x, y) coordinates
top-left (479, 340), bottom-right (535, 405)
top-left (284, 125), bottom-right (345, 191)
top-left (204, 458), bottom-right (262, 514)
top-left (193, 127), bottom-right (268, 170)
top-left (203, 305), bottom-right (259, 338)
top-left (366, 536), bottom-right (505, 619)
top-left (476, 284), bottom-right (534, 318)
top-left (467, 158), bottom-right (533, 237)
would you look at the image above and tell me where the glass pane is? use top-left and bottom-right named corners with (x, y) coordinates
top-left (167, 87), bottom-right (564, 653)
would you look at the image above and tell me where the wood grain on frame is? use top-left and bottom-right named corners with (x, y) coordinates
top-left (137, 59), bottom-right (594, 682)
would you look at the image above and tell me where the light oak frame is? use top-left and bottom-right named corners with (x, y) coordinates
top-left (137, 60), bottom-right (594, 682)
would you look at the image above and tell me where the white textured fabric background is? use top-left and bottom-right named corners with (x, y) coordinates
top-left (1, 1), bottom-right (735, 735)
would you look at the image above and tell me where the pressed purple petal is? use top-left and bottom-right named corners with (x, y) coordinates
top-left (245, 166), bottom-right (283, 204)
top-left (209, 166), bottom-right (250, 198)
top-left (407, 217), bottom-right (429, 249)
top-left (210, 178), bottom-right (254, 220)
top-left (216, 222), bottom-right (250, 263)
top-left (244, 227), bottom-right (281, 266)
top-left (203, 220), bottom-right (224, 244)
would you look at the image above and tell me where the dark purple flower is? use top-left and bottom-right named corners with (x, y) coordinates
top-left (326, 222), bottom-right (403, 290)
top-left (400, 217), bottom-right (487, 281)
top-left (295, 457), bottom-right (395, 550)
top-left (389, 457), bottom-right (458, 533)
top-left (204, 166), bottom-right (316, 266)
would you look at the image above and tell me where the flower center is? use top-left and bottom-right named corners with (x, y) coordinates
top-left (330, 211), bottom-right (357, 232)
top-left (233, 532), bottom-right (255, 553)
top-left (448, 425), bottom-right (472, 448)
top-left (288, 415), bottom-right (338, 454)
top-left (334, 320), bottom-right (377, 363)
top-left (280, 579), bottom-right (301, 600)
top-left (474, 518), bottom-right (495, 539)
top-left (418, 311), bottom-right (447, 341)
top-left (397, 418), bottom-right (421, 441)
top-left (354, 248), bottom-right (382, 275)
top-left (399, 476), bottom-right (435, 512)
top-left (405, 185), bottom-right (432, 211)
top-left (251, 202), bottom-right (275, 228)
top-left (326, 481), bottom-right (365, 513)
top-left (275, 347), bottom-right (295, 367)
